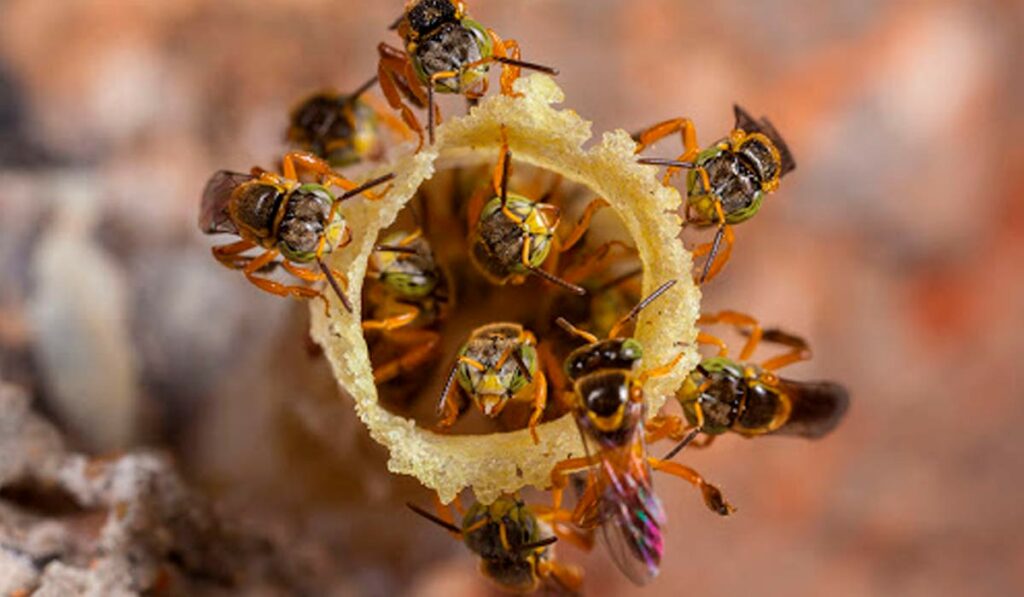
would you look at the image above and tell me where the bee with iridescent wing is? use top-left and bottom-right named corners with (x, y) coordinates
top-left (548, 280), bottom-right (733, 586)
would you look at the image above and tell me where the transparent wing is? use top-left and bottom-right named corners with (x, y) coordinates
top-left (774, 379), bottom-right (849, 438)
top-left (199, 170), bottom-right (252, 234)
top-left (576, 420), bottom-right (665, 586)
top-left (732, 104), bottom-right (796, 176)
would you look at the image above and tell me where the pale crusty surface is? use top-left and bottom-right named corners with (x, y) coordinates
top-left (309, 75), bottom-right (700, 504)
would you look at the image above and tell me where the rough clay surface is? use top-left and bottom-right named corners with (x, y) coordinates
top-left (309, 75), bottom-right (700, 504)
top-left (0, 383), bottom-right (319, 596)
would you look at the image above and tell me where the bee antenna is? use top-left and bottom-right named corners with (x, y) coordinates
top-left (698, 226), bottom-right (725, 284)
top-left (518, 536), bottom-right (558, 552)
top-left (638, 157), bottom-right (696, 169)
top-left (387, 13), bottom-right (404, 30)
top-left (317, 258), bottom-right (353, 313)
top-left (511, 348), bottom-right (533, 383)
top-left (350, 75), bottom-right (380, 100)
top-left (437, 362), bottom-right (460, 415)
top-left (406, 503), bottom-right (462, 535)
top-left (339, 172), bottom-right (396, 200)
top-left (493, 56), bottom-right (559, 76)
top-left (500, 147), bottom-right (511, 209)
top-left (374, 244), bottom-right (419, 255)
top-left (555, 317), bottom-right (599, 345)
top-left (527, 265), bottom-right (586, 296)
top-left (609, 279), bottom-right (677, 338)
top-left (662, 427), bottom-right (701, 461)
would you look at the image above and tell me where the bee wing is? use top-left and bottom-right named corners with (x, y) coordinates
top-left (732, 104), bottom-right (796, 176)
top-left (577, 422), bottom-right (665, 586)
top-left (774, 379), bottom-right (849, 438)
top-left (199, 170), bottom-right (252, 234)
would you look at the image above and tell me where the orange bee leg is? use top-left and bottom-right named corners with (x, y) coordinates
top-left (243, 250), bottom-right (327, 307)
top-left (538, 558), bottom-right (586, 593)
top-left (525, 370), bottom-right (548, 445)
top-left (692, 199), bottom-right (734, 284)
top-left (648, 457), bottom-right (735, 516)
top-left (636, 352), bottom-right (685, 385)
top-left (537, 343), bottom-right (568, 405)
top-left (362, 92), bottom-right (416, 142)
top-left (560, 240), bottom-right (636, 285)
top-left (644, 413), bottom-right (691, 444)
top-left (557, 198), bottom-right (609, 254)
top-left (699, 310), bottom-right (764, 361)
top-left (759, 328), bottom-right (813, 371)
top-left (490, 33), bottom-right (523, 97)
top-left (634, 116), bottom-right (701, 164)
top-left (372, 327), bottom-right (441, 384)
top-left (377, 43), bottom-right (426, 151)
top-left (362, 302), bottom-right (420, 331)
top-left (697, 331), bottom-right (730, 358)
top-left (211, 239), bottom-right (256, 269)
top-left (279, 259), bottom-right (352, 315)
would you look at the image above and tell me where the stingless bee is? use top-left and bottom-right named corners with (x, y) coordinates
top-left (548, 280), bottom-right (733, 585)
top-left (408, 495), bottom-right (584, 594)
top-left (636, 105), bottom-right (796, 283)
top-left (377, 0), bottom-right (558, 147)
top-left (647, 310), bottom-right (849, 454)
top-left (437, 322), bottom-right (548, 443)
top-left (199, 151), bottom-right (394, 313)
top-left (287, 76), bottom-right (412, 168)
top-left (363, 228), bottom-right (452, 383)
top-left (467, 127), bottom-right (608, 296)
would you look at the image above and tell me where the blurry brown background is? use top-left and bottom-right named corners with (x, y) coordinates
top-left (1, 1), bottom-right (1022, 596)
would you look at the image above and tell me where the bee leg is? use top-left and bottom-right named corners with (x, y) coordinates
top-left (699, 310), bottom-right (764, 361)
top-left (636, 352), bottom-right (685, 385)
top-left (362, 302), bottom-right (420, 331)
top-left (371, 327), bottom-right (440, 384)
top-left (759, 329), bottom-right (813, 371)
top-left (534, 506), bottom-right (595, 552)
top-left (243, 251), bottom-right (325, 305)
top-left (644, 414), bottom-right (691, 444)
top-left (697, 331), bottom-right (730, 358)
top-left (377, 43), bottom-right (426, 150)
top-left (537, 344), bottom-right (568, 407)
top-left (633, 117), bottom-right (700, 155)
top-left (526, 371), bottom-right (548, 444)
top-left (280, 260), bottom-right (352, 314)
top-left (559, 240), bottom-right (636, 285)
top-left (693, 201), bottom-right (734, 284)
top-left (648, 458), bottom-right (735, 516)
top-left (538, 559), bottom-right (586, 594)
top-left (549, 456), bottom-right (595, 512)
top-left (491, 34), bottom-right (523, 97)
top-left (557, 198), bottom-right (609, 254)
top-left (362, 93), bottom-right (416, 142)
top-left (211, 239), bottom-right (256, 269)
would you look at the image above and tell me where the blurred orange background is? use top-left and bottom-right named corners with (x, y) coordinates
top-left (1, 1), bottom-right (1022, 596)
